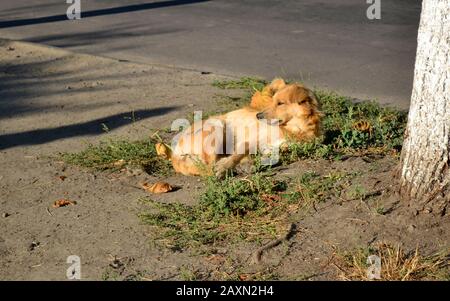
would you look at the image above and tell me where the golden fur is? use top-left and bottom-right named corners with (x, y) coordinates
top-left (156, 79), bottom-right (321, 177)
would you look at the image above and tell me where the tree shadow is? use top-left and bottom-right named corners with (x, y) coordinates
top-left (0, 42), bottom-right (175, 120)
top-left (27, 23), bottom-right (185, 49)
top-left (0, 0), bottom-right (210, 28)
top-left (0, 107), bottom-right (178, 150)
top-left (0, 56), bottom-right (114, 119)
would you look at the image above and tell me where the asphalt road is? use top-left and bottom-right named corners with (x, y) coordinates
top-left (0, 0), bottom-right (422, 108)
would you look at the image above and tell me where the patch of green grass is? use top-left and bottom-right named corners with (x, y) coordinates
top-left (212, 77), bottom-right (267, 91)
top-left (140, 171), bottom-right (352, 251)
top-left (140, 173), bottom-right (288, 250)
top-left (374, 200), bottom-right (386, 215)
top-left (317, 90), bottom-right (407, 153)
top-left (347, 184), bottom-right (368, 200)
top-left (200, 173), bottom-right (287, 217)
top-left (284, 171), bottom-right (353, 210)
top-left (281, 138), bottom-right (334, 162)
top-left (61, 138), bottom-right (172, 175)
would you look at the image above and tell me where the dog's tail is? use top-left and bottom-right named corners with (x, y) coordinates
top-left (155, 142), bottom-right (172, 160)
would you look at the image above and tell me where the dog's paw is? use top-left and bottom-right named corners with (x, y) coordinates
top-left (214, 162), bottom-right (228, 179)
top-left (214, 158), bottom-right (234, 179)
top-left (215, 169), bottom-right (226, 179)
top-left (214, 155), bottom-right (246, 179)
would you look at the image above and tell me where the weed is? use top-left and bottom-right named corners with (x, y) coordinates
top-left (347, 184), bottom-right (367, 200)
top-left (61, 138), bottom-right (172, 176)
top-left (200, 173), bottom-right (286, 217)
top-left (140, 171), bottom-right (351, 251)
top-left (284, 171), bottom-right (352, 210)
top-left (101, 269), bottom-right (120, 281)
top-left (333, 242), bottom-right (449, 280)
top-left (374, 201), bottom-right (386, 215)
top-left (212, 77), bottom-right (267, 91)
top-left (179, 266), bottom-right (200, 281)
top-left (281, 138), bottom-right (334, 163)
top-left (317, 90), bottom-right (407, 153)
top-left (140, 173), bottom-right (297, 250)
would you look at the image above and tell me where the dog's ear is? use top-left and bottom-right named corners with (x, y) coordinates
top-left (250, 91), bottom-right (272, 110)
top-left (249, 78), bottom-right (287, 110)
top-left (268, 78), bottom-right (286, 93)
top-left (291, 85), bottom-right (319, 107)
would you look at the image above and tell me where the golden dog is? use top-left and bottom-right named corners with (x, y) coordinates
top-left (156, 79), bottom-right (321, 177)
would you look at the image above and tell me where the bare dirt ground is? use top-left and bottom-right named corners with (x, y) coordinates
top-left (0, 39), bottom-right (448, 280)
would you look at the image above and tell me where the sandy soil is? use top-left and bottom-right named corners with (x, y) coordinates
top-left (0, 39), bottom-right (448, 280)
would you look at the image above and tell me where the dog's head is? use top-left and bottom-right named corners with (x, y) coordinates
top-left (256, 83), bottom-right (322, 140)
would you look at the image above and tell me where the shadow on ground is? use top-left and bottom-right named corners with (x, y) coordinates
top-left (0, 40), bottom-right (181, 150)
top-left (0, 0), bottom-right (210, 28)
top-left (0, 107), bottom-right (177, 150)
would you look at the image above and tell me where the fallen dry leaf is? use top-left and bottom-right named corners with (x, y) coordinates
top-left (52, 199), bottom-right (77, 208)
top-left (142, 182), bottom-right (173, 194)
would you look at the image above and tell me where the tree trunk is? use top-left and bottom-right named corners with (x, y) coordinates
top-left (400, 0), bottom-right (450, 215)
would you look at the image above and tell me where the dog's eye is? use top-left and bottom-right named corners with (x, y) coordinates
top-left (277, 101), bottom-right (284, 105)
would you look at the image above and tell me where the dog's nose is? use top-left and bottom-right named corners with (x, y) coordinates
top-left (256, 112), bottom-right (265, 120)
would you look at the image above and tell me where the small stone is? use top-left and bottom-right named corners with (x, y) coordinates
top-left (28, 241), bottom-right (40, 252)
top-left (407, 224), bottom-right (416, 232)
top-left (424, 207), bottom-right (433, 214)
top-left (109, 258), bottom-right (124, 269)
top-left (2, 213), bottom-right (10, 218)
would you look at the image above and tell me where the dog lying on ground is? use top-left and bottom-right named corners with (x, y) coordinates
top-left (156, 79), bottom-right (322, 177)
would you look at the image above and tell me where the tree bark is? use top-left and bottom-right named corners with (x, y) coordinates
top-left (400, 0), bottom-right (450, 215)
